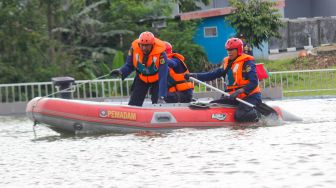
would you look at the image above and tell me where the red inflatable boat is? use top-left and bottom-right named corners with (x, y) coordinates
top-left (26, 97), bottom-right (300, 134)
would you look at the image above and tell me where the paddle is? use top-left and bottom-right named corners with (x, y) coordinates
top-left (189, 77), bottom-right (278, 117)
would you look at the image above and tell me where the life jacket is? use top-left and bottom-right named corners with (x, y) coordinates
top-left (132, 38), bottom-right (166, 83)
top-left (167, 53), bottom-right (194, 92)
top-left (223, 54), bottom-right (261, 99)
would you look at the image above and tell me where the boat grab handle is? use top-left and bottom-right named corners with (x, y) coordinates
top-left (156, 114), bottom-right (171, 122)
top-left (151, 112), bottom-right (177, 123)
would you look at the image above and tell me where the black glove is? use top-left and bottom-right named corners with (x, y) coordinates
top-left (157, 97), bottom-right (166, 104)
top-left (110, 69), bottom-right (122, 77)
top-left (229, 88), bottom-right (245, 100)
top-left (184, 73), bottom-right (196, 81)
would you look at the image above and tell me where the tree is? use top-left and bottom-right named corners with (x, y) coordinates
top-left (158, 20), bottom-right (208, 72)
top-left (104, 0), bottom-right (210, 72)
top-left (175, 0), bottom-right (210, 12)
top-left (226, 0), bottom-right (283, 49)
top-left (0, 0), bottom-right (66, 83)
top-left (0, 0), bottom-right (210, 83)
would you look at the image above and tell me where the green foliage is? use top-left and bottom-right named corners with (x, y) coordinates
top-left (158, 20), bottom-right (208, 72)
top-left (226, 0), bottom-right (283, 49)
top-left (0, 0), bottom-right (66, 83)
top-left (175, 0), bottom-right (210, 12)
top-left (257, 58), bottom-right (296, 71)
top-left (112, 51), bottom-right (125, 69)
top-left (0, 0), bottom-right (210, 84)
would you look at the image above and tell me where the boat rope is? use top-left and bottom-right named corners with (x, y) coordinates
top-left (32, 73), bottom-right (112, 105)
top-left (43, 73), bottom-right (111, 98)
top-left (119, 77), bottom-right (124, 104)
top-left (31, 99), bottom-right (38, 124)
top-left (30, 73), bottom-right (112, 128)
top-left (29, 73), bottom-right (122, 137)
top-left (32, 120), bottom-right (38, 139)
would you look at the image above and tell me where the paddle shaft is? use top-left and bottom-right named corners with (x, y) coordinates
top-left (190, 77), bottom-right (255, 108)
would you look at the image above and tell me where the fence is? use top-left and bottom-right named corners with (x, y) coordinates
top-left (196, 69), bottom-right (336, 98)
top-left (1, 69), bottom-right (336, 103)
top-left (263, 68), bottom-right (336, 96)
top-left (0, 78), bottom-right (134, 103)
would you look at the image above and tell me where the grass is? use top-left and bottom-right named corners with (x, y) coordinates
top-left (257, 57), bottom-right (336, 97)
top-left (256, 58), bottom-right (296, 71)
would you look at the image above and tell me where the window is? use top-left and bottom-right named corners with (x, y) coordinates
top-left (204, 27), bottom-right (218, 37)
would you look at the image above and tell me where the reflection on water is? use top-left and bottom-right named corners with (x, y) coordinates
top-left (0, 98), bottom-right (336, 188)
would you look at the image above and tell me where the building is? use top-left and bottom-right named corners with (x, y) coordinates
top-left (180, 7), bottom-right (236, 64)
top-left (178, 0), bottom-right (336, 63)
top-left (178, 0), bottom-right (285, 63)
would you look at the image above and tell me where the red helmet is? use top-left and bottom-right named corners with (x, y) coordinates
top-left (138, 31), bottom-right (155, 44)
top-left (164, 41), bottom-right (172, 54)
top-left (225, 38), bottom-right (243, 55)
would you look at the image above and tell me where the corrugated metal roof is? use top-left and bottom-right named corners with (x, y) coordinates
top-left (179, 7), bottom-right (234, 21)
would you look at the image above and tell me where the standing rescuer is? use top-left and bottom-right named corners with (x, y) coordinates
top-left (164, 42), bottom-right (194, 103)
top-left (185, 38), bottom-right (262, 122)
top-left (239, 33), bottom-right (253, 56)
top-left (110, 31), bottom-right (169, 106)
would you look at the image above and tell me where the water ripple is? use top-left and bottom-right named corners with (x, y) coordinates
top-left (0, 98), bottom-right (336, 187)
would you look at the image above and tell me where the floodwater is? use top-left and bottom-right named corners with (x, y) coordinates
top-left (0, 98), bottom-right (336, 188)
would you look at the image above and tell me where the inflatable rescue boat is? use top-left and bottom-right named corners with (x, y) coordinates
top-left (26, 97), bottom-right (300, 134)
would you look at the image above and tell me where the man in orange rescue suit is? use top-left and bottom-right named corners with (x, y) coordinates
top-left (110, 31), bottom-right (169, 106)
top-left (164, 42), bottom-right (194, 103)
top-left (185, 38), bottom-right (262, 122)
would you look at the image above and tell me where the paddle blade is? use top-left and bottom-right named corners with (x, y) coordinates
top-left (255, 102), bottom-right (278, 116)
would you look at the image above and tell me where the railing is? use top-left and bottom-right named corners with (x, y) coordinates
top-left (181, 69), bottom-right (336, 97)
top-left (0, 78), bottom-right (135, 103)
top-left (194, 69), bottom-right (336, 97)
top-left (1, 69), bottom-right (336, 103)
top-left (263, 69), bottom-right (336, 96)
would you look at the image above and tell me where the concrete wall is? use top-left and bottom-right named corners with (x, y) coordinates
top-left (269, 17), bottom-right (336, 50)
top-left (319, 17), bottom-right (336, 44)
top-left (0, 102), bottom-right (28, 115)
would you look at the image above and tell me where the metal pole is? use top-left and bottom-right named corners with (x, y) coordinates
top-left (190, 77), bottom-right (254, 108)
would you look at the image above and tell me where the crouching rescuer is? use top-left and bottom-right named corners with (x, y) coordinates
top-left (185, 38), bottom-right (262, 122)
top-left (164, 41), bottom-right (194, 103)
